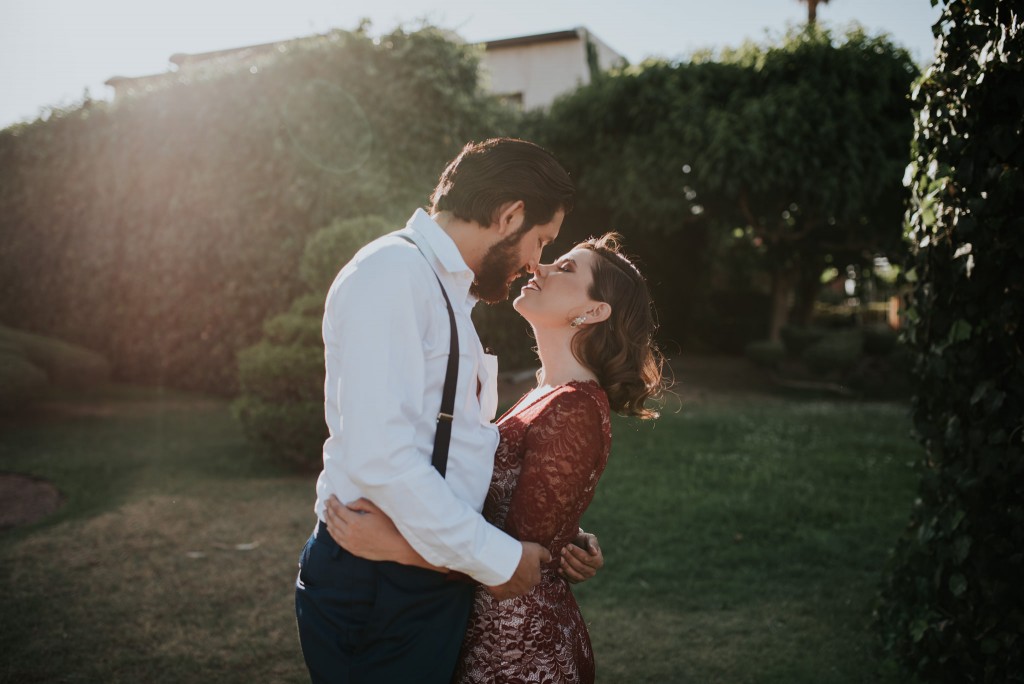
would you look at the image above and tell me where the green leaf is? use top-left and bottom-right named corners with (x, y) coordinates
top-left (949, 573), bottom-right (967, 597)
top-left (953, 534), bottom-right (971, 563)
top-left (980, 638), bottom-right (1001, 655)
top-left (910, 618), bottom-right (930, 643)
top-left (946, 319), bottom-right (973, 345)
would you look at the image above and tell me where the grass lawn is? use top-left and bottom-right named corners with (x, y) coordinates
top-left (0, 376), bottom-right (920, 683)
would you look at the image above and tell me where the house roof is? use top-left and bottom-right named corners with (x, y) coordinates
top-left (104, 26), bottom-right (619, 88)
top-left (482, 28), bottom-right (584, 51)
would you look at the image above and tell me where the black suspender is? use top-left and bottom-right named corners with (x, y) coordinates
top-left (397, 234), bottom-right (459, 478)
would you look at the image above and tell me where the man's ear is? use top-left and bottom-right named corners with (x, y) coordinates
top-left (586, 302), bottom-right (612, 324)
top-left (495, 200), bottom-right (526, 237)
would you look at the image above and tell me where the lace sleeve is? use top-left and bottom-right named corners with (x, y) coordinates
top-left (503, 387), bottom-right (610, 554)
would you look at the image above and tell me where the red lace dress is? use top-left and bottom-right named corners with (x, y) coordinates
top-left (453, 380), bottom-right (612, 684)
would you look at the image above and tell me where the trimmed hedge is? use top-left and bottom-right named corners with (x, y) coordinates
top-left (0, 26), bottom-right (516, 394)
top-left (235, 215), bottom-right (386, 469)
top-left (744, 339), bottom-right (785, 369)
top-left (300, 215), bottom-right (393, 294)
top-left (234, 211), bottom-right (542, 467)
top-left (0, 325), bottom-right (111, 409)
top-left (0, 325), bottom-right (111, 388)
top-left (0, 353), bottom-right (48, 409)
top-left (801, 329), bottom-right (865, 375)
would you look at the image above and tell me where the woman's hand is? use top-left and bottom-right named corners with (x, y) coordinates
top-left (324, 496), bottom-right (415, 564)
top-left (559, 530), bottom-right (604, 584)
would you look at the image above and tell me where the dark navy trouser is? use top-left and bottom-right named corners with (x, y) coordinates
top-left (295, 521), bottom-right (474, 683)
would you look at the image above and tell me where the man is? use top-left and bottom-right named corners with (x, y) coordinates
top-left (295, 138), bottom-right (599, 683)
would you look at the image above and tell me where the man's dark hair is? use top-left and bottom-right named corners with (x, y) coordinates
top-left (429, 138), bottom-right (575, 231)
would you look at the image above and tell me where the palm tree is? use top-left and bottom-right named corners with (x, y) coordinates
top-left (799, 0), bottom-right (831, 26)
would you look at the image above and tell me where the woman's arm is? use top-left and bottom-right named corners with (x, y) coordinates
top-left (323, 496), bottom-right (447, 572)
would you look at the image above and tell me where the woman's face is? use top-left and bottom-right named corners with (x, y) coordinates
top-left (513, 248), bottom-right (601, 328)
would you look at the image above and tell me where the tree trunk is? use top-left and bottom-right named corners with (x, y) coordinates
top-left (768, 266), bottom-right (797, 342)
top-left (791, 259), bottom-right (824, 326)
top-left (807, 0), bottom-right (818, 26)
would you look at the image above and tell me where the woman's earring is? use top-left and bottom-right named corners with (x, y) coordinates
top-left (570, 315), bottom-right (587, 328)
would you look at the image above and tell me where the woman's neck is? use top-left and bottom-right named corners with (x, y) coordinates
top-left (533, 326), bottom-right (598, 387)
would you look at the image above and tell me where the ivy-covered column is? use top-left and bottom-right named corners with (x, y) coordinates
top-left (877, 1), bottom-right (1023, 682)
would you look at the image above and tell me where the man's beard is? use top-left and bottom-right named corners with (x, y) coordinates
top-left (471, 230), bottom-right (528, 304)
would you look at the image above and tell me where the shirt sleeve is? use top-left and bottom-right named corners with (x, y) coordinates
top-left (323, 251), bottom-right (522, 586)
top-left (503, 389), bottom-right (609, 555)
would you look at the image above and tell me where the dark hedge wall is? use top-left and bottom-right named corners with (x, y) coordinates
top-left (876, 1), bottom-right (1024, 681)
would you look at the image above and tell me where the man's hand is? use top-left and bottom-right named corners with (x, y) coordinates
top-left (485, 541), bottom-right (551, 602)
top-left (559, 531), bottom-right (603, 584)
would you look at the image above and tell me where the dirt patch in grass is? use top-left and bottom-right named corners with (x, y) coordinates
top-left (0, 473), bottom-right (62, 530)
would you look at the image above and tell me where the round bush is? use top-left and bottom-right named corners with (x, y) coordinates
top-left (801, 330), bottom-right (865, 375)
top-left (863, 323), bottom-right (899, 356)
top-left (262, 312), bottom-right (323, 347)
top-left (233, 397), bottom-right (326, 471)
top-left (744, 339), bottom-right (786, 368)
top-left (0, 352), bottom-right (48, 409)
top-left (236, 342), bottom-right (324, 402)
top-left (0, 325), bottom-right (110, 388)
top-left (780, 325), bottom-right (827, 356)
top-left (300, 215), bottom-right (393, 294)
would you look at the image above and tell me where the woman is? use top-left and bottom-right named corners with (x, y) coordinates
top-left (325, 233), bottom-right (663, 683)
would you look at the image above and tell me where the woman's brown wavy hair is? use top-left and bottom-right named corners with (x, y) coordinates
top-left (572, 233), bottom-right (665, 419)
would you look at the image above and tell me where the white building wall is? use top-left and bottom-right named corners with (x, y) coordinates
top-left (481, 39), bottom-right (589, 110)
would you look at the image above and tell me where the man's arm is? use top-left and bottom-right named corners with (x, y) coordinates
top-left (323, 252), bottom-right (524, 587)
top-left (560, 529), bottom-right (604, 583)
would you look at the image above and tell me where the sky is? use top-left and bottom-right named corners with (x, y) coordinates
top-left (1, 0), bottom-right (942, 130)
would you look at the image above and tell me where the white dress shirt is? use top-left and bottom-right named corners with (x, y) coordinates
top-left (314, 209), bottom-right (523, 586)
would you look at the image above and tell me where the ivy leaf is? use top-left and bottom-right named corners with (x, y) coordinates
top-left (946, 319), bottom-right (973, 345)
top-left (953, 534), bottom-right (972, 564)
top-left (911, 618), bottom-right (930, 643)
top-left (949, 573), bottom-right (968, 597)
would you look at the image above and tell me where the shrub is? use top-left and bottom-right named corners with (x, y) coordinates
top-left (234, 210), bottom-right (550, 467)
top-left (844, 353), bottom-right (912, 400)
top-left (232, 397), bottom-right (326, 471)
top-left (801, 330), bottom-right (864, 376)
top-left (262, 313), bottom-right (323, 347)
top-left (696, 291), bottom-right (773, 354)
top-left (780, 325), bottom-right (827, 356)
top-left (862, 324), bottom-right (898, 356)
top-left (0, 27), bottom-right (517, 394)
top-left (876, 2), bottom-right (1024, 681)
top-left (744, 339), bottom-right (785, 368)
top-left (235, 214), bottom-right (390, 469)
top-left (237, 342), bottom-right (324, 402)
top-left (0, 352), bottom-right (48, 409)
top-left (0, 325), bottom-right (110, 388)
top-left (299, 215), bottom-right (393, 293)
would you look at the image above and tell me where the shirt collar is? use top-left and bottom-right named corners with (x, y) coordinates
top-left (402, 208), bottom-right (478, 307)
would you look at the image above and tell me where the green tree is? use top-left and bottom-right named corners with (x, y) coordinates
top-left (0, 26), bottom-right (517, 393)
top-left (876, 1), bottom-right (1024, 681)
top-left (541, 27), bottom-right (917, 343)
